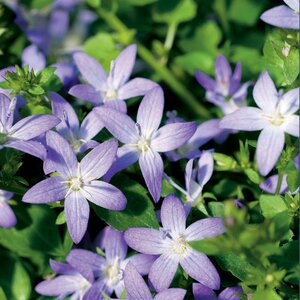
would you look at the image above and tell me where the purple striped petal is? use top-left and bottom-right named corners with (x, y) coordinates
top-left (215, 54), bottom-right (232, 92)
top-left (282, 115), bottom-right (299, 137)
top-left (126, 254), bottom-right (157, 275)
top-left (79, 109), bottom-right (104, 141)
top-left (284, 0), bottom-right (299, 11)
top-left (80, 139), bottom-right (118, 181)
top-left (22, 177), bottom-right (66, 203)
top-left (193, 283), bottom-right (217, 300)
top-left (81, 180), bottom-right (126, 211)
top-left (22, 44), bottom-right (46, 72)
top-left (137, 87), bottom-right (164, 137)
top-left (69, 84), bottom-right (102, 105)
top-left (260, 174), bottom-right (289, 194)
top-left (94, 107), bottom-right (138, 144)
top-left (0, 201), bottom-right (17, 228)
top-left (197, 151), bottom-right (214, 187)
top-left (278, 88), bottom-right (299, 115)
top-left (161, 194), bottom-right (186, 234)
top-left (185, 218), bottom-right (224, 242)
top-left (124, 262), bottom-right (152, 300)
top-left (180, 248), bottom-right (220, 290)
top-left (104, 99), bottom-right (127, 113)
top-left (231, 81), bottom-right (252, 103)
top-left (49, 259), bottom-right (76, 275)
top-left (195, 71), bottom-right (216, 91)
top-left (0, 93), bottom-right (11, 129)
top-left (257, 126), bottom-right (285, 176)
top-left (151, 122), bottom-right (197, 152)
top-left (139, 151), bottom-right (164, 202)
top-left (6, 140), bottom-right (46, 159)
top-left (118, 78), bottom-right (158, 100)
top-left (148, 254), bottom-right (179, 292)
top-left (73, 52), bottom-right (107, 88)
top-left (154, 288), bottom-right (187, 300)
top-left (229, 62), bottom-right (242, 95)
top-left (124, 228), bottom-right (167, 255)
top-left (84, 279), bottom-right (111, 300)
top-left (219, 286), bottom-right (244, 300)
top-left (65, 191), bottom-right (90, 244)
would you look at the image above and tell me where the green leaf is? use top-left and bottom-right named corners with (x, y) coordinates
top-left (153, 0), bottom-right (197, 25)
top-left (92, 174), bottom-right (159, 230)
top-left (286, 168), bottom-right (299, 192)
top-left (0, 287), bottom-right (7, 300)
top-left (124, 0), bottom-right (157, 5)
top-left (0, 251), bottom-right (31, 300)
top-left (251, 290), bottom-right (282, 300)
top-left (28, 84), bottom-right (44, 95)
top-left (55, 211), bottom-right (66, 225)
top-left (244, 168), bottom-right (261, 184)
top-left (207, 202), bottom-right (224, 217)
top-left (85, 0), bottom-right (100, 8)
top-left (38, 67), bottom-right (56, 84)
top-left (259, 195), bottom-right (287, 218)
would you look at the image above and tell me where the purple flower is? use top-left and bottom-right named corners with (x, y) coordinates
top-left (122, 262), bottom-right (186, 300)
top-left (67, 226), bottom-right (156, 298)
top-left (0, 190), bottom-right (17, 229)
top-left (124, 194), bottom-right (224, 291)
top-left (22, 132), bottom-right (127, 243)
top-left (165, 151), bottom-right (214, 208)
top-left (193, 283), bottom-right (244, 300)
top-left (95, 87), bottom-right (197, 202)
top-left (0, 93), bottom-right (60, 159)
top-left (196, 54), bottom-right (252, 116)
top-left (22, 44), bottom-right (46, 72)
top-left (220, 71), bottom-right (299, 176)
top-left (69, 44), bottom-right (158, 112)
top-left (260, 0), bottom-right (299, 29)
top-left (35, 259), bottom-right (94, 299)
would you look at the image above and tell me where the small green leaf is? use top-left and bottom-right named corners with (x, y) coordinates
top-left (28, 84), bottom-right (44, 95)
top-left (245, 168), bottom-right (261, 184)
top-left (85, 0), bottom-right (100, 8)
top-left (55, 211), bottom-right (66, 225)
top-left (38, 67), bottom-right (56, 84)
top-left (259, 194), bottom-right (288, 218)
top-left (251, 290), bottom-right (282, 300)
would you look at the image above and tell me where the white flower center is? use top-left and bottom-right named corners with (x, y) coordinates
top-left (137, 137), bottom-right (151, 153)
top-left (67, 176), bottom-right (83, 192)
top-left (263, 113), bottom-right (285, 126)
top-left (104, 89), bottom-right (118, 101)
top-left (104, 258), bottom-right (122, 287)
top-left (172, 235), bottom-right (188, 255)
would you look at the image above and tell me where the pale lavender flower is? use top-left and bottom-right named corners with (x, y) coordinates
top-left (165, 151), bottom-right (214, 209)
top-left (95, 87), bottom-right (197, 202)
top-left (22, 132), bottom-right (127, 243)
top-left (220, 71), bottom-right (299, 176)
top-left (0, 93), bottom-right (59, 159)
top-left (22, 44), bottom-right (46, 72)
top-left (0, 67), bottom-right (16, 97)
top-left (35, 259), bottom-right (95, 300)
top-left (121, 262), bottom-right (186, 300)
top-left (124, 194), bottom-right (224, 292)
top-left (193, 283), bottom-right (244, 300)
top-left (0, 190), bottom-right (16, 229)
top-left (67, 226), bottom-right (156, 298)
top-left (260, 0), bottom-right (299, 29)
top-left (69, 44), bottom-right (157, 112)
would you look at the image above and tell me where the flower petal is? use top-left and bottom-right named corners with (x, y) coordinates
top-left (65, 192), bottom-right (90, 244)
top-left (94, 106), bottom-right (138, 144)
top-left (124, 228), bottom-right (167, 255)
top-left (118, 78), bottom-right (158, 100)
top-left (193, 283), bottom-right (217, 300)
top-left (284, 0), bottom-right (299, 11)
top-left (49, 259), bottom-right (76, 275)
top-left (22, 177), bottom-right (66, 203)
top-left (215, 54), bottom-right (232, 89)
top-left (6, 140), bottom-right (46, 159)
top-left (148, 254), bottom-right (179, 292)
top-left (22, 44), bottom-right (46, 72)
top-left (137, 87), bottom-right (164, 137)
top-left (197, 151), bottom-right (214, 187)
top-left (124, 262), bottom-right (152, 300)
top-left (151, 122), bottom-right (197, 152)
top-left (185, 218), bottom-right (224, 242)
top-left (69, 84), bottom-right (102, 105)
top-left (0, 201), bottom-right (17, 228)
top-left (257, 126), bottom-right (285, 176)
top-left (218, 286), bottom-right (244, 300)
top-left (79, 109), bottom-right (104, 141)
top-left (229, 62), bottom-right (242, 95)
top-left (282, 115), bottom-right (299, 137)
top-left (139, 150), bottom-right (163, 202)
top-left (220, 107), bottom-right (267, 131)
top-left (195, 71), bottom-right (215, 91)
top-left (81, 180), bottom-right (126, 211)
top-left (80, 139), bottom-right (118, 180)
top-left (180, 248), bottom-right (220, 290)
top-left (126, 254), bottom-right (157, 275)
top-left (10, 115), bottom-right (60, 140)
top-left (278, 88), bottom-right (299, 115)
top-left (260, 174), bottom-right (289, 194)
top-left (104, 99), bottom-right (127, 113)
top-left (154, 288), bottom-right (187, 300)
top-left (111, 44), bottom-right (137, 88)
top-left (253, 71), bottom-right (278, 113)
top-left (161, 194), bottom-right (186, 234)
top-left (73, 52), bottom-right (107, 88)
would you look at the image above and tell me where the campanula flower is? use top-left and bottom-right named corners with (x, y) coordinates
top-left (0, 190), bottom-right (16, 229)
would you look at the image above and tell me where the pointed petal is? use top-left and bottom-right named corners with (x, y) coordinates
top-left (181, 248), bottom-right (220, 290)
top-left (103, 145), bottom-right (140, 182)
top-left (6, 140), bottom-right (46, 159)
top-left (79, 109), bottom-right (104, 141)
top-left (253, 71), bottom-right (278, 113)
top-left (0, 201), bottom-right (17, 228)
top-left (118, 78), bottom-right (158, 100)
top-left (185, 159), bottom-right (194, 195)
top-left (229, 62), bottom-right (242, 95)
top-left (278, 88), bottom-right (299, 115)
top-left (46, 131), bottom-right (78, 178)
top-left (80, 139), bottom-right (118, 180)
top-left (94, 107), bottom-right (138, 144)
top-left (260, 174), bottom-right (288, 194)
top-left (282, 115), bottom-right (299, 137)
top-left (50, 92), bottom-right (79, 137)
top-left (22, 177), bottom-right (66, 203)
top-left (219, 286), bottom-right (244, 300)
top-left (69, 84), bottom-right (102, 105)
top-left (65, 192), bottom-right (90, 244)
top-left (220, 107), bottom-right (267, 131)
top-left (124, 228), bottom-right (167, 255)
top-left (10, 115), bottom-right (60, 140)
top-left (197, 151), bottom-right (214, 187)
top-left (139, 151), bottom-right (163, 202)
top-left (155, 289), bottom-right (186, 300)
top-left (22, 44), bottom-right (46, 72)
top-left (151, 122), bottom-right (197, 152)
top-left (49, 259), bottom-right (76, 275)
top-left (149, 254), bottom-right (178, 292)
top-left (104, 99), bottom-right (127, 113)
top-left (260, 5), bottom-right (299, 29)
top-left (124, 262), bottom-right (152, 300)
top-left (84, 279), bottom-right (111, 300)
top-left (111, 44), bottom-right (137, 88)
top-left (81, 180), bottom-right (126, 211)
top-left (0, 93), bottom-right (11, 130)
top-left (215, 54), bottom-right (232, 89)
top-left (193, 283), bottom-right (217, 300)
top-left (283, 0), bottom-right (299, 11)
top-left (126, 254), bottom-right (157, 275)
top-left (232, 81), bottom-right (252, 103)
top-left (161, 194), bottom-right (186, 234)
top-left (73, 52), bottom-right (107, 88)
top-left (137, 87), bottom-right (164, 137)
top-left (195, 71), bottom-right (215, 91)
top-left (78, 140), bottom-right (99, 153)
top-left (185, 218), bottom-right (224, 241)
top-left (257, 126), bottom-right (285, 176)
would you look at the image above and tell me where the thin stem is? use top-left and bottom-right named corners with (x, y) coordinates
top-left (164, 22), bottom-right (177, 52)
top-left (275, 172), bottom-right (284, 195)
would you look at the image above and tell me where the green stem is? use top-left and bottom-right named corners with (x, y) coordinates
top-left (275, 172), bottom-right (284, 195)
top-left (164, 22), bottom-right (177, 51)
top-left (97, 8), bottom-right (210, 118)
